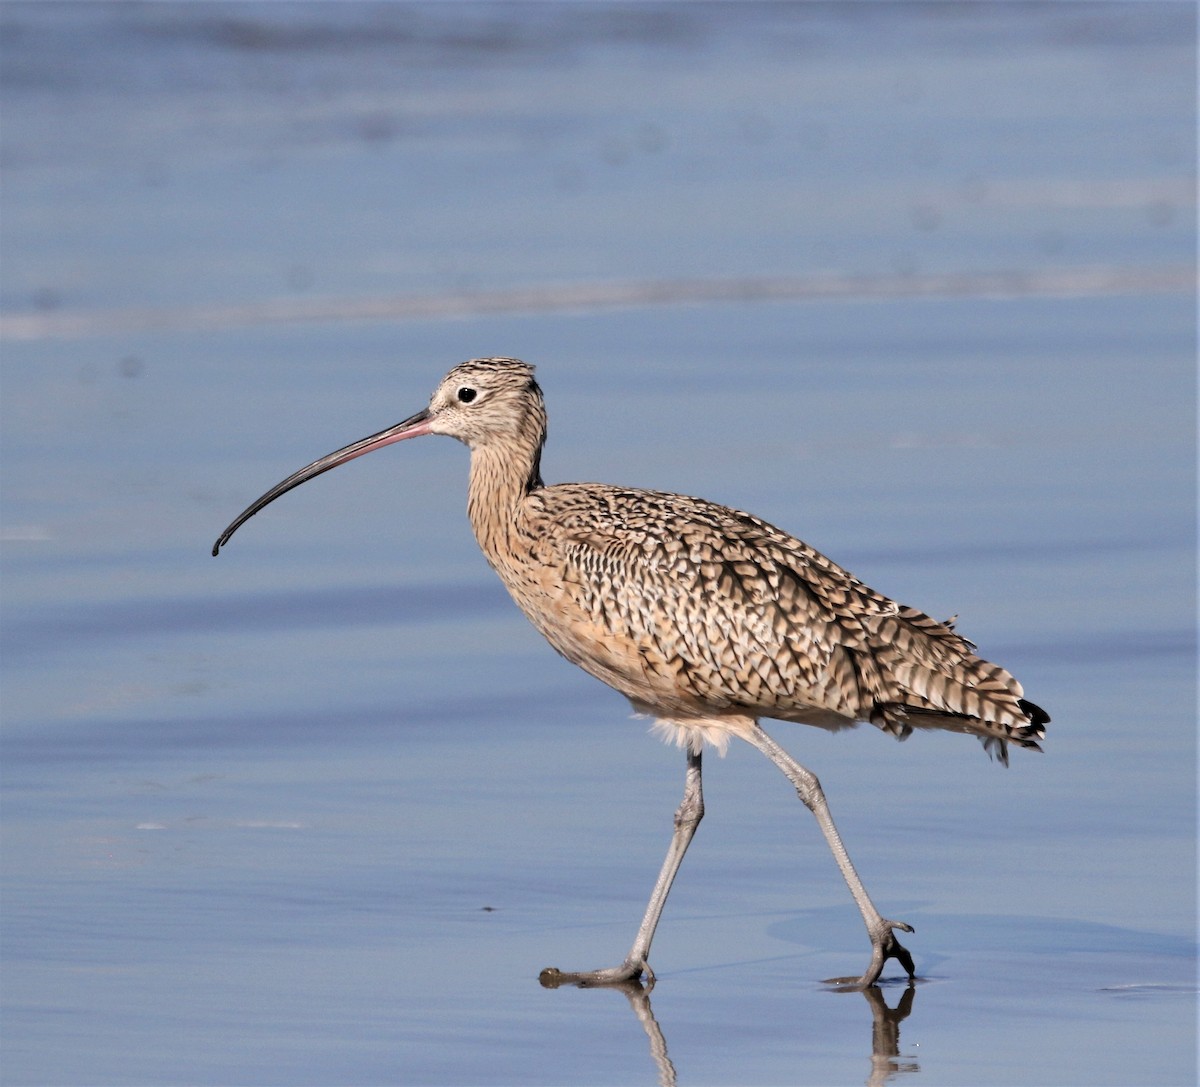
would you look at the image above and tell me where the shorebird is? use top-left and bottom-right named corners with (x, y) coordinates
top-left (213, 357), bottom-right (1047, 988)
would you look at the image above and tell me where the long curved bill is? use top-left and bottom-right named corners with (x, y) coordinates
top-left (212, 407), bottom-right (434, 556)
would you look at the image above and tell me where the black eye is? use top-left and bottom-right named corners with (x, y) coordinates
top-left (457, 386), bottom-right (477, 404)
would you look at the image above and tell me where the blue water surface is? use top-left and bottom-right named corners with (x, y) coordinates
top-left (2, 4), bottom-right (1195, 1086)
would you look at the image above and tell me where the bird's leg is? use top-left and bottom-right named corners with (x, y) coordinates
top-left (540, 746), bottom-right (704, 989)
top-left (744, 725), bottom-right (916, 989)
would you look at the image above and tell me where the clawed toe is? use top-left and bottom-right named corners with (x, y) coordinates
top-left (883, 922), bottom-right (917, 980)
top-left (539, 960), bottom-right (655, 990)
top-left (824, 918), bottom-right (917, 990)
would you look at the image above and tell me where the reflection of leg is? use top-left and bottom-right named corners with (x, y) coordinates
top-left (618, 980), bottom-right (678, 1087)
top-left (863, 983), bottom-right (919, 1086)
top-left (540, 747), bottom-right (704, 988)
top-left (744, 725), bottom-right (916, 988)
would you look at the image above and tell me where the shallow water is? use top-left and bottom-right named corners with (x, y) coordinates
top-left (2, 4), bottom-right (1196, 1085)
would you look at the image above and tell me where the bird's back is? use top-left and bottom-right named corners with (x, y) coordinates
top-left (491, 481), bottom-right (1045, 760)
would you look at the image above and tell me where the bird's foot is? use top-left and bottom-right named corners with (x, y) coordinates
top-left (539, 958), bottom-right (655, 990)
top-left (823, 918), bottom-right (917, 990)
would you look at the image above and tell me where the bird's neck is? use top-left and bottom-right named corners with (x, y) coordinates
top-left (466, 435), bottom-right (544, 566)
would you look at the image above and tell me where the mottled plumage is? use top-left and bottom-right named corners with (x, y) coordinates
top-left (214, 355), bottom-right (1047, 990)
top-left (450, 358), bottom-right (1044, 763)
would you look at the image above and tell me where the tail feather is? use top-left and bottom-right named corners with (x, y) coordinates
top-left (860, 609), bottom-right (1049, 765)
top-left (871, 695), bottom-right (1048, 766)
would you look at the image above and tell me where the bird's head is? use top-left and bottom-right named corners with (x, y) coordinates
top-left (424, 357), bottom-right (546, 450)
top-left (211, 357), bottom-right (545, 556)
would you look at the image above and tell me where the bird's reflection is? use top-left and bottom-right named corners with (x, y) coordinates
top-left (857, 982), bottom-right (920, 1086)
top-left (541, 973), bottom-right (677, 1087)
top-left (613, 979), bottom-right (677, 1087)
top-left (542, 971), bottom-right (920, 1086)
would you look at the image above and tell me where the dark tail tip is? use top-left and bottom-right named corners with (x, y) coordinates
top-left (1018, 698), bottom-right (1050, 731)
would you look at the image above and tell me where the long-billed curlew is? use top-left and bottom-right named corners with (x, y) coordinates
top-left (213, 357), bottom-right (1047, 989)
